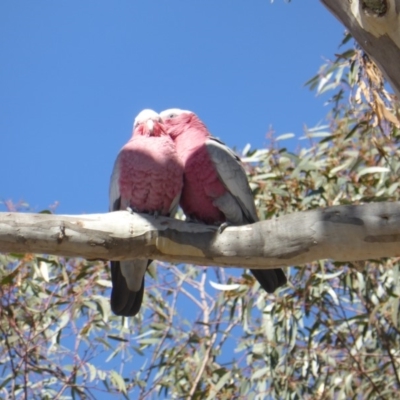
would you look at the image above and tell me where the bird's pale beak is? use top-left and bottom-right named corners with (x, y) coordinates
top-left (146, 119), bottom-right (155, 133)
top-left (144, 119), bottom-right (165, 136)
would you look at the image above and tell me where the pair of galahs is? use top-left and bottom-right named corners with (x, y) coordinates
top-left (109, 109), bottom-right (287, 317)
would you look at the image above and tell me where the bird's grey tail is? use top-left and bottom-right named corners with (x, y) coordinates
top-left (250, 268), bottom-right (287, 294)
top-left (110, 261), bottom-right (148, 316)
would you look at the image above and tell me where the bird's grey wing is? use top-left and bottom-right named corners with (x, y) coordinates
top-left (109, 153), bottom-right (122, 212)
top-left (168, 192), bottom-right (182, 217)
top-left (109, 153), bottom-right (148, 316)
top-left (205, 137), bottom-right (258, 224)
top-left (205, 137), bottom-right (287, 293)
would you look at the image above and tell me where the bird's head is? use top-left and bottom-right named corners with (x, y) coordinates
top-left (160, 108), bottom-right (194, 138)
top-left (133, 109), bottom-right (165, 137)
top-left (160, 108), bottom-right (210, 140)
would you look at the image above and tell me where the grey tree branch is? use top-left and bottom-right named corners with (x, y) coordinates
top-left (1, 201), bottom-right (400, 270)
top-left (321, 0), bottom-right (400, 98)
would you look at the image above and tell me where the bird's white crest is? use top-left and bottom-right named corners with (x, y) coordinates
top-left (160, 108), bottom-right (192, 120)
top-left (133, 109), bottom-right (161, 127)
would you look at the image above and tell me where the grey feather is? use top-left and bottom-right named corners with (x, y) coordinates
top-left (110, 260), bottom-right (147, 316)
top-left (109, 153), bottom-right (121, 212)
top-left (205, 137), bottom-right (258, 223)
top-left (205, 137), bottom-right (287, 293)
top-left (169, 192), bottom-right (181, 217)
top-left (212, 192), bottom-right (244, 225)
top-left (120, 260), bottom-right (148, 291)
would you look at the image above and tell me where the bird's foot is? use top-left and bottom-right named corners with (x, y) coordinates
top-left (218, 222), bottom-right (231, 233)
top-left (186, 216), bottom-right (201, 224)
top-left (149, 210), bottom-right (160, 219)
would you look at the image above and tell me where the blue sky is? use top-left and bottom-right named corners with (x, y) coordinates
top-left (1, 1), bottom-right (344, 215)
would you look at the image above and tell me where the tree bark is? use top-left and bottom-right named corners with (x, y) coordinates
top-left (321, 0), bottom-right (400, 98)
top-left (1, 202), bottom-right (400, 270)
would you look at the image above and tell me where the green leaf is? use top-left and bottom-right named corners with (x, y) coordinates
top-left (206, 371), bottom-right (232, 400)
top-left (110, 370), bottom-right (127, 395)
top-left (251, 367), bottom-right (269, 380)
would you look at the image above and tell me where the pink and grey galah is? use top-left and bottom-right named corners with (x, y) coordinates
top-left (159, 108), bottom-right (287, 293)
top-left (109, 109), bottom-right (183, 316)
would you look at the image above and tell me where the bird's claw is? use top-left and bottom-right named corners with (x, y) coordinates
top-left (218, 222), bottom-right (230, 233)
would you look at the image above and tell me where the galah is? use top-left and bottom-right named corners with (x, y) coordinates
top-left (109, 109), bottom-right (183, 316)
top-left (159, 109), bottom-right (287, 293)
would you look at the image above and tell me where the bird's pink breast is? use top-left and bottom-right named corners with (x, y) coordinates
top-left (179, 144), bottom-right (227, 225)
top-left (118, 135), bottom-right (183, 215)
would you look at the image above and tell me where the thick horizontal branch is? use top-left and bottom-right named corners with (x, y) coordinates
top-left (1, 202), bottom-right (400, 269)
top-left (321, 0), bottom-right (400, 98)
